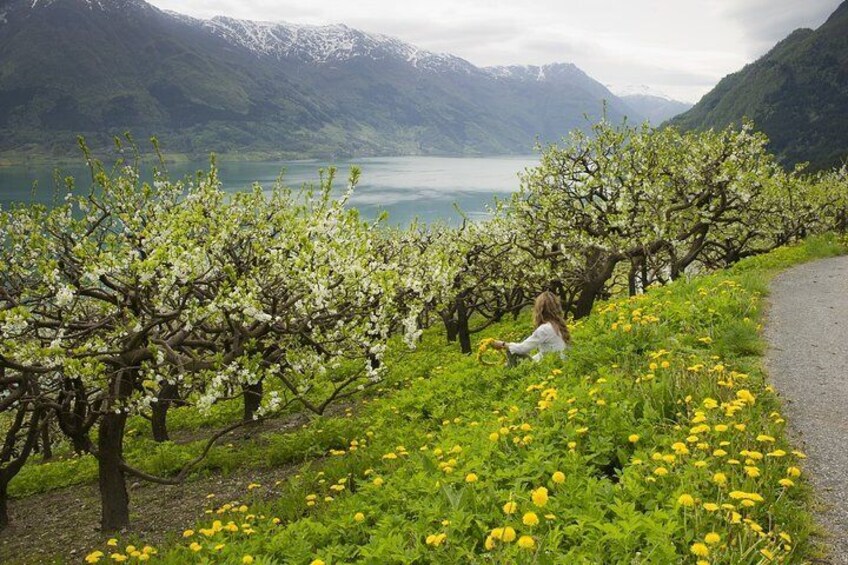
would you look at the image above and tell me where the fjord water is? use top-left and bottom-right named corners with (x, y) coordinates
top-left (0, 155), bottom-right (538, 224)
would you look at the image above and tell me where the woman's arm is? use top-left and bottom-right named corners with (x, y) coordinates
top-left (505, 326), bottom-right (547, 355)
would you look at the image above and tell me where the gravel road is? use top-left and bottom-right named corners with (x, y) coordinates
top-left (765, 255), bottom-right (848, 563)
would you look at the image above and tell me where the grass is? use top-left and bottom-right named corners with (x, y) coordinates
top-left (15, 234), bottom-right (848, 564)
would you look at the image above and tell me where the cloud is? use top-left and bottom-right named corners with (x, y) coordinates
top-left (718, 0), bottom-right (841, 52)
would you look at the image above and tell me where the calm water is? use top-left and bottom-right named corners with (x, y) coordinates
top-left (0, 155), bottom-right (538, 225)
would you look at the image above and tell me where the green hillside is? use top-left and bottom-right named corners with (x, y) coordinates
top-left (671, 1), bottom-right (848, 170)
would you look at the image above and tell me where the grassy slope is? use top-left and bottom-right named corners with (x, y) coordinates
top-left (23, 235), bottom-right (848, 564)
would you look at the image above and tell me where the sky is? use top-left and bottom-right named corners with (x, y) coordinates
top-left (149, 0), bottom-right (843, 103)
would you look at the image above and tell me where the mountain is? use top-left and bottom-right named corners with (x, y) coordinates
top-left (609, 85), bottom-right (693, 123)
top-left (620, 94), bottom-right (692, 123)
top-left (0, 0), bottom-right (638, 162)
top-left (670, 1), bottom-right (848, 170)
top-left (619, 95), bottom-right (692, 124)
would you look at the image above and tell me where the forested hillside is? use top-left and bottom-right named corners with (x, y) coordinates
top-left (671, 1), bottom-right (848, 170)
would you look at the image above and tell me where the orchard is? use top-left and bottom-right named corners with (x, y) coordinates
top-left (0, 122), bottom-right (846, 563)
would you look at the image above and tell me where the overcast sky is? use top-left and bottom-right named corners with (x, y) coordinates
top-left (151, 0), bottom-right (842, 102)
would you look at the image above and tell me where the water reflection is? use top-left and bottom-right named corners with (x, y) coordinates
top-left (0, 155), bottom-right (538, 225)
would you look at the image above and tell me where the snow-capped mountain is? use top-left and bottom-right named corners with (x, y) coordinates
top-left (608, 85), bottom-right (693, 123)
top-left (200, 16), bottom-right (478, 75)
top-left (0, 0), bottom-right (641, 161)
top-left (486, 63), bottom-right (593, 83)
top-left (607, 84), bottom-right (677, 101)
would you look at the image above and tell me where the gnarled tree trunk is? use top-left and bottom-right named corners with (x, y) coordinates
top-left (151, 382), bottom-right (179, 442)
top-left (0, 477), bottom-right (9, 530)
top-left (98, 369), bottom-right (134, 532)
top-left (455, 294), bottom-right (472, 355)
top-left (573, 253), bottom-right (620, 319)
top-left (243, 381), bottom-right (263, 423)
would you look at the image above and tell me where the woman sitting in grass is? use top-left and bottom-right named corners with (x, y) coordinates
top-left (492, 291), bottom-right (570, 363)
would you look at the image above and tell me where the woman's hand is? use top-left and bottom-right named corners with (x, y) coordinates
top-left (491, 340), bottom-right (506, 350)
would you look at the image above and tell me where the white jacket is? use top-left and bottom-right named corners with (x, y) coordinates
top-left (507, 322), bottom-right (567, 362)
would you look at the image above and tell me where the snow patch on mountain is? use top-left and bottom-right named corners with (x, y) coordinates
top-left (202, 16), bottom-right (477, 74)
top-left (486, 63), bottom-right (579, 80)
top-left (28, 0), bottom-right (142, 10)
top-left (608, 84), bottom-right (676, 101)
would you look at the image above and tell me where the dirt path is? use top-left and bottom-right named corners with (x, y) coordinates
top-left (0, 461), bottom-right (302, 564)
top-left (765, 255), bottom-right (848, 563)
top-left (0, 402), bottom-right (354, 564)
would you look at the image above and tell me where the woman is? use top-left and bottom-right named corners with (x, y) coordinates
top-left (492, 291), bottom-right (570, 363)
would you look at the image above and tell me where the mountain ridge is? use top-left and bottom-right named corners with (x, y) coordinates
top-left (0, 0), bottom-right (641, 162)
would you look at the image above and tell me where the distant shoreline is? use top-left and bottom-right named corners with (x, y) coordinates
top-left (0, 149), bottom-right (540, 169)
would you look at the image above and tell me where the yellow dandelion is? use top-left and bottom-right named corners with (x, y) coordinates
top-left (85, 551), bottom-right (104, 564)
top-left (531, 487), bottom-right (549, 507)
top-left (523, 512), bottom-right (540, 526)
top-left (690, 543), bottom-right (709, 557)
top-left (517, 536), bottom-right (536, 549)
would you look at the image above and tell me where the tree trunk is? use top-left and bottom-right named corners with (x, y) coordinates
top-left (456, 296), bottom-right (472, 355)
top-left (572, 285), bottom-right (600, 318)
top-left (446, 322), bottom-right (458, 343)
top-left (627, 259), bottom-right (638, 297)
top-left (98, 408), bottom-right (130, 532)
top-left (0, 477), bottom-right (9, 531)
top-left (151, 382), bottom-right (179, 442)
top-left (39, 421), bottom-right (52, 462)
top-left (0, 398), bottom-right (44, 530)
top-left (573, 255), bottom-right (619, 319)
top-left (70, 433), bottom-right (91, 455)
top-left (440, 308), bottom-right (458, 343)
top-left (56, 377), bottom-right (93, 455)
top-left (243, 381), bottom-right (263, 423)
top-left (98, 371), bottom-right (134, 532)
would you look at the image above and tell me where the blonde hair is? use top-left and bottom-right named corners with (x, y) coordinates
top-left (533, 291), bottom-right (570, 343)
